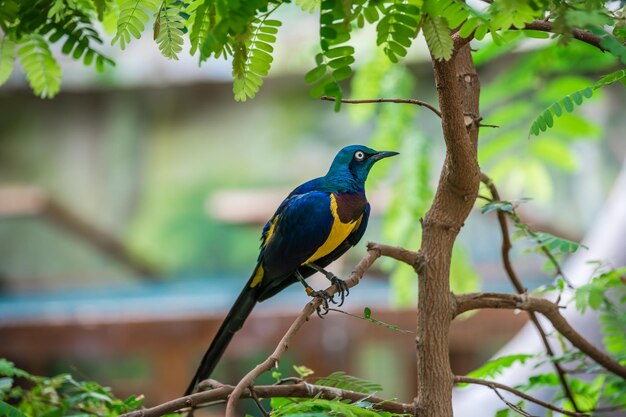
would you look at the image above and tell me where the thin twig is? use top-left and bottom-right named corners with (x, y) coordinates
top-left (320, 96), bottom-right (442, 118)
top-left (455, 376), bottom-right (589, 417)
top-left (224, 242), bottom-right (388, 417)
top-left (490, 385), bottom-right (539, 417)
top-left (250, 388), bottom-right (270, 417)
top-left (480, 172), bottom-right (582, 412)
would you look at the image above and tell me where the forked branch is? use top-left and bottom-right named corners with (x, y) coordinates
top-left (455, 292), bottom-right (626, 379)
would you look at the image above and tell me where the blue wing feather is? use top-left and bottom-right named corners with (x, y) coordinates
top-left (260, 191), bottom-right (334, 279)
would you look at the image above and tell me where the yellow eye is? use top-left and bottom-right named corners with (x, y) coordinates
top-left (354, 151), bottom-right (365, 161)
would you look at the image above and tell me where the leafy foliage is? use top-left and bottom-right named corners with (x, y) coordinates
top-left (530, 69), bottom-right (626, 137)
top-left (422, 15), bottom-right (453, 61)
top-left (17, 35), bottom-right (62, 98)
top-left (269, 369), bottom-right (407, 417)
top-left (0, 360), bottom-right (144, 417)
top-left (154, 1), bottom-right (186, 60)
top-left (375, 1), bottom-right (421, 63)
top-left (314, 371), bottom-right (384, 394)
top-left (464, 354), bottom-right (535, 382)
top-left (271, 396), bottom-right (409, 417)
top-left (112, 0), bottom-right (160, 49)
top-left (305, 0), bottom-right (356, 110)
top-left (232, 16), bottom-right (281, 101)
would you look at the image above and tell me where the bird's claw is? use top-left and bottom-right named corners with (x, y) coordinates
top-left (329, 275), bottom-right (349, 307)
top-left (309, 290), bottom-right (331, 318)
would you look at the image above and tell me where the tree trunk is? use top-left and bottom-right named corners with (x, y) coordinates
top-left (417, 45), bottom-right (480, 416)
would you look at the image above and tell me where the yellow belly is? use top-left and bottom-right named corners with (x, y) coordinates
top-left (305, 194), bottom-right (362, 264)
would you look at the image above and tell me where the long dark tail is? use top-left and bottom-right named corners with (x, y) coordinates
top-left (184, 283), bottom-right (259, 396)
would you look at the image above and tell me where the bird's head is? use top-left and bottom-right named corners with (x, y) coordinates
top-left (326, 145), bottom-right (399, 189)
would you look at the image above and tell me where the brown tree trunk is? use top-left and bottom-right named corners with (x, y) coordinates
top-left (416, 44), bottom-right (480, 417)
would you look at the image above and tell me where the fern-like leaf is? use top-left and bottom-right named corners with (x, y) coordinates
top-left (314, 371), bottom-right (383, 394)
top-left (155, 2), bottom-right (185, 59)
top-left (306, 0), bottom-right (356, 111)
top-left (112, 0), bottom-right (159, 49)
top-left (232, 17), bottom-right (281, 101)
top-left (422, 15), bottom-right (453, 61)
top-left (187, 0), bottom-right (212, 55)
top-left (17, 35), bottom-right (62, 98)
top-left (529, 69), bottom-right (626, 137)
top-left (463, 354), bottom-right (535, 383)
top-left (41, 10), bottom-right (115, 71)
top-left (0, 37), bottom-right (16, 86)
top-left (376, 1), bottom-right (421, 63)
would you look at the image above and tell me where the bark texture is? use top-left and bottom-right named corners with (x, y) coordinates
top-left (416, 45), bottom-right (480, 416)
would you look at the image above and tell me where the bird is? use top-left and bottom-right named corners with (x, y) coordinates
top-left (184, 144), bottom-right (398, 396)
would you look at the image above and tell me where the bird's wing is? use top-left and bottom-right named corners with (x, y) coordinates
top-left (257, 191), bottom-right (335, 282)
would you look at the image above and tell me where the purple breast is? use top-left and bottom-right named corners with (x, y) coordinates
top-left (334, 192), bottom-right (367, 223)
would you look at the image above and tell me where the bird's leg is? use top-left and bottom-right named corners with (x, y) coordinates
top-left (295, 270), bottom-right (330, 316)
top-left (307, 263), bottom-right (349, 307)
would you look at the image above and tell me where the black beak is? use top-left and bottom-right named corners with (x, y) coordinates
top-left (371, 150), bottom-right (399, 161)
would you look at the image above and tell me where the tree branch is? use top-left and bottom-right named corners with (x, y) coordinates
top-left (452, 19), bottom-right (608, 53)
top-left (224, 242), bottom-right (387, 417)
top-left (455, 376), bottom-right (589, 417)
top-left (120, 381), bottom-right (415, 417)
top-left (479, 172), bottom-right (581, 412)
top-left (320, 96), bottom-right (442, 118)
top-left (523, 20), bottom-right (606, 52)
top-left (455, 292), bottom-right (626, 379)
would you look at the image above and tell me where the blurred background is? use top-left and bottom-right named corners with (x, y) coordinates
top-left (1, 7), bottom-right (625, 416)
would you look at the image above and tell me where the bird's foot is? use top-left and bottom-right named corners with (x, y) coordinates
top-left (328, 275), bottom-right (349, 307)
top-left (308, 289), bottom-right (331, 317)
top-left (307, 263), bottom-right (350, 307)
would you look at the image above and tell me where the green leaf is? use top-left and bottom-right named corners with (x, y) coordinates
top-left (293, 365), bottom-right (314, 378)
top-left (459, 17), bottom-right (480, 38)
top-left (531, 232), bottom-right (586, 255)
top-left (481, 200), bottom-right (513, 215)
top-left (376, 2), bottom-right (420, 64)
top-left (17, 35), bottom-right (62, 98)
top-left (522, 30), bottom-right (549, 39)
top-left (232, 16), bottom-right (282, 101)
top-left (0, 401), bottom-right (26, 417)
top-left (0, 37), bottom-right (16, 86)
top-left (314, 371), bottom-right (383, 394)
top-left (363, 307), bottom-right (371, 319)
top-left (112, 0), bottom-right (159, 49)
top-left (464, 354), bottom-right (535, 383)
top-left (305, 64), bottom-right (327, 83)
top-left (422, 15), bottom-right (453, 61)
top-left (529, 85), bottom-right (596, 137)
top-left (155, 4), bottom-right (185, 60)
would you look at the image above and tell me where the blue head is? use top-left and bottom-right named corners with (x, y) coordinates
top-left (324, 145), bottom-right (399, 191)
